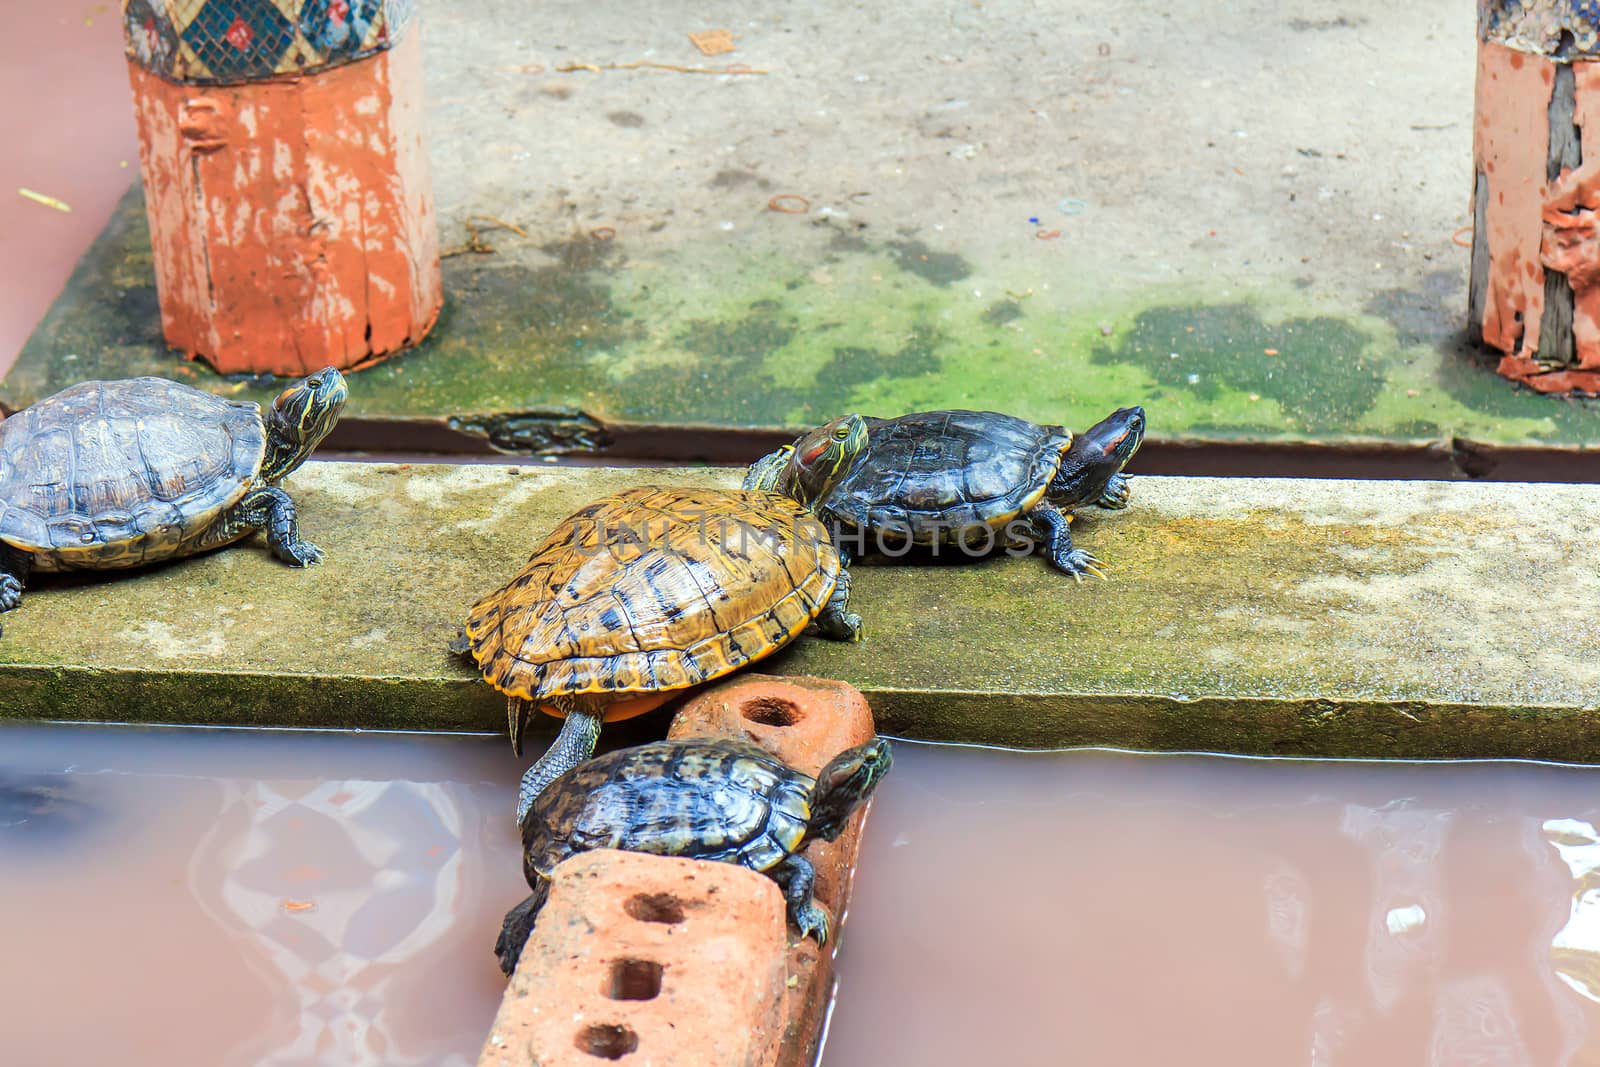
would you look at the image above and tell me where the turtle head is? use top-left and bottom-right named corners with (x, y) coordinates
top-left (1050, 405), bottom-right (1145, 506)
top-left (807, 737), bottom-right (893, 842)
top-left (262, 367), bottom-right (349, 481)
top-left (782, 413), bottom-right (868, 509)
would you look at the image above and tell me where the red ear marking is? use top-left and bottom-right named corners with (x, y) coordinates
top-left (801, 441), bottom-right (829, 464)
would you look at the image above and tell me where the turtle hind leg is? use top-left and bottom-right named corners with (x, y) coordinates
top-left (495, 878), bottom-right (551, 976)
top-left (0, 544), bottom-right (30, 614)
top-left (771, 854), bottom-right (830, 945)
top-left (814, 565), bottom-right (863, 642)
top-left (515, 698), bottom-right (606, 825)
top-left (0, 544), bottom-right (31, 635)
top-left (1031, 501), bottom-right (1106, 581)
top-left (209, 486), bottom-right (323, 566)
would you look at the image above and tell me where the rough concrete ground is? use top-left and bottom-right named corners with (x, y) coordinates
top-left (10, 1), bottom-right (1597, 449)
top-left (2, 461), bottom-right (1598, 759)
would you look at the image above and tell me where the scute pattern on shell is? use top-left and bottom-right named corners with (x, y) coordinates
top-left (0, 378), bottom-right (266, 569)
top-left (822, 410), bottom-right (1072, 540)
top-left (464, 486), bottom-right (841, 701)
top-left (524, 739), bottom-right (813, 879)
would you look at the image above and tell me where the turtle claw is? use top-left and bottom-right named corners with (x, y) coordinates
top-left (792, 902), bottom-right (831, 947)
top-left (1052, 548), bottom-right (1107, 581)
top-left (0, 574), bottom-right (22, 613)
top-left (1096, 473), bottom-right (1132, 510)
top-left (281, 540), bottom-right (324, 567)
top-left (823, 611), bottom-right (864, 643)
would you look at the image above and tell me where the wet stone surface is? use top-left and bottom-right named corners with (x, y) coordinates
top-left (1, 461), bottom-right (1598, 759)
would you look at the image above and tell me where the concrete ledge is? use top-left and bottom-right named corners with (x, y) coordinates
top-left (3, 461), bottom-right (1599, 758)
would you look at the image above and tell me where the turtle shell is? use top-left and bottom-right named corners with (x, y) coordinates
top-left (523, 738), bottom-right (813, 879)
top-left (0, 378), bottom-right (266, 570)
top-left (821, 410), bottom-right (1072, 542)
top-left (463, 485), bottom-right (840, 702)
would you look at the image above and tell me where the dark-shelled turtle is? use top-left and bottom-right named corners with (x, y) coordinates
top-left (454, 414), bottom-right (868, 824)
top-left (0, 368), bottom-right (348, 630)
top-left (746, 406), bottom-right (1144, 579)
top-left (494, 735), bottom-right (893, 975)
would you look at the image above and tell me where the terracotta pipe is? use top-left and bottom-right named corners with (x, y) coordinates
top-left (1472, 1), bottom-right (1600, 394)
top-left (119, 0), bottom-right (441, 376)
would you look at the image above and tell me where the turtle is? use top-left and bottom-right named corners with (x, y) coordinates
top-left (0, 368), bottom-right (348, 631)
top-left (494, 735), bottom-right (894, 975)
top-left (745, 406), bottom-right (1145, 580)
top-left (453, 413), bottom-right (869, 825)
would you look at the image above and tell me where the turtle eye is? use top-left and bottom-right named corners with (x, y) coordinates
top-left (832, 426), bottom-right (850, 440)
top-left (306, 375), bottom-right (323, 389)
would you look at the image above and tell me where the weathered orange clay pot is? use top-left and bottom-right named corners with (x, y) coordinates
top-left (1471, 2), bottom-right (1600, 394)
top-left (121, 1), bottom-right (441, 376)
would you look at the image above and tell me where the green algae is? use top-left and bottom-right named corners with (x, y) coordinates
top-left (6, 184), bottom-right (1599, 451)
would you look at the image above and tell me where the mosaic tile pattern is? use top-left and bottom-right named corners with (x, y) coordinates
top-left (121, 0), bottom-right (412, 84)
top-left (1481, 0), bottom-right (1600, 56)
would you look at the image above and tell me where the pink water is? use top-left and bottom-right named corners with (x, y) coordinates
top-left (828, 744), bottom-right (1600, 1066)
top-left (0, 723), bottom-right (524, 1067)
top-left (8, 727), bottom-right (1600, 1066)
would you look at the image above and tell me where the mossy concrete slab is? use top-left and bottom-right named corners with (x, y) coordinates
top-left (7, 1), bottom-right (1600, 455)
top-left (1, 462), bottom-right (1597, 760)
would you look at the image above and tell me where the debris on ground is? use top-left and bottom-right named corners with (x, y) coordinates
top-left (441, 215), bottom-right (528, 258)
top-left (688, 29), bottom-right (737, 56)
top-left (556, 61), bottom-right (765, 75)
top-left (17, 189), bottom-right (71, 213)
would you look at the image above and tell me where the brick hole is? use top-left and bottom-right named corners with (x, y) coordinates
top-left (741, 695), bottom-right (802, 727)
top-left (576, 1023), bottom-right (639, 1060)
top-left (606, 958), bottom-right (663, 1001)
top-left (625, 892), bottom-right (686, 924)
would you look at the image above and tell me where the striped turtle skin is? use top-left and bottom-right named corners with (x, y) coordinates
top-left (0, 378), bottom-right (267, 570)
top-left (496, 735), bottom-right (894, 974)
top-left (464, 485), bottom-right (841, 701)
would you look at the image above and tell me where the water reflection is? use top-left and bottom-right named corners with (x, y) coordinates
top-left (1545, 819), bottom-right (1600, 1008)
top-left (1339, 799), bottom-right (1449, 1013)
top-left (827, 746), bottom-right (1600, 1067)
top-left (194, 778), bottom-right (471, 1066)
top-left (0, 725), bottom-right (523, 1067)
top-left (12, 728), bottom-right (1600, 1066)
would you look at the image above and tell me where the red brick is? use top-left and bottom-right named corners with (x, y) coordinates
top-left (478, 851), bottom-right (788, 1067)
top-left (669, 675), bottom-right (878, 1067)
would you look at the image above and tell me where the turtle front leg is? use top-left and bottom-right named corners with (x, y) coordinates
top-left (1031, 501), bottom-right (1106, 581)
top-left (495, 878), bottom-right (551, 976)
top-left (211, 486), bottom-right (323, 566)
top-left (515, 697), bottom-right (606, 825)
top-left (1096, 473), bottom-right (1132, 510)
top-left (813, 565), bottom-right (862, 642)
top-left (771, 854), bottom-right (830, 945)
